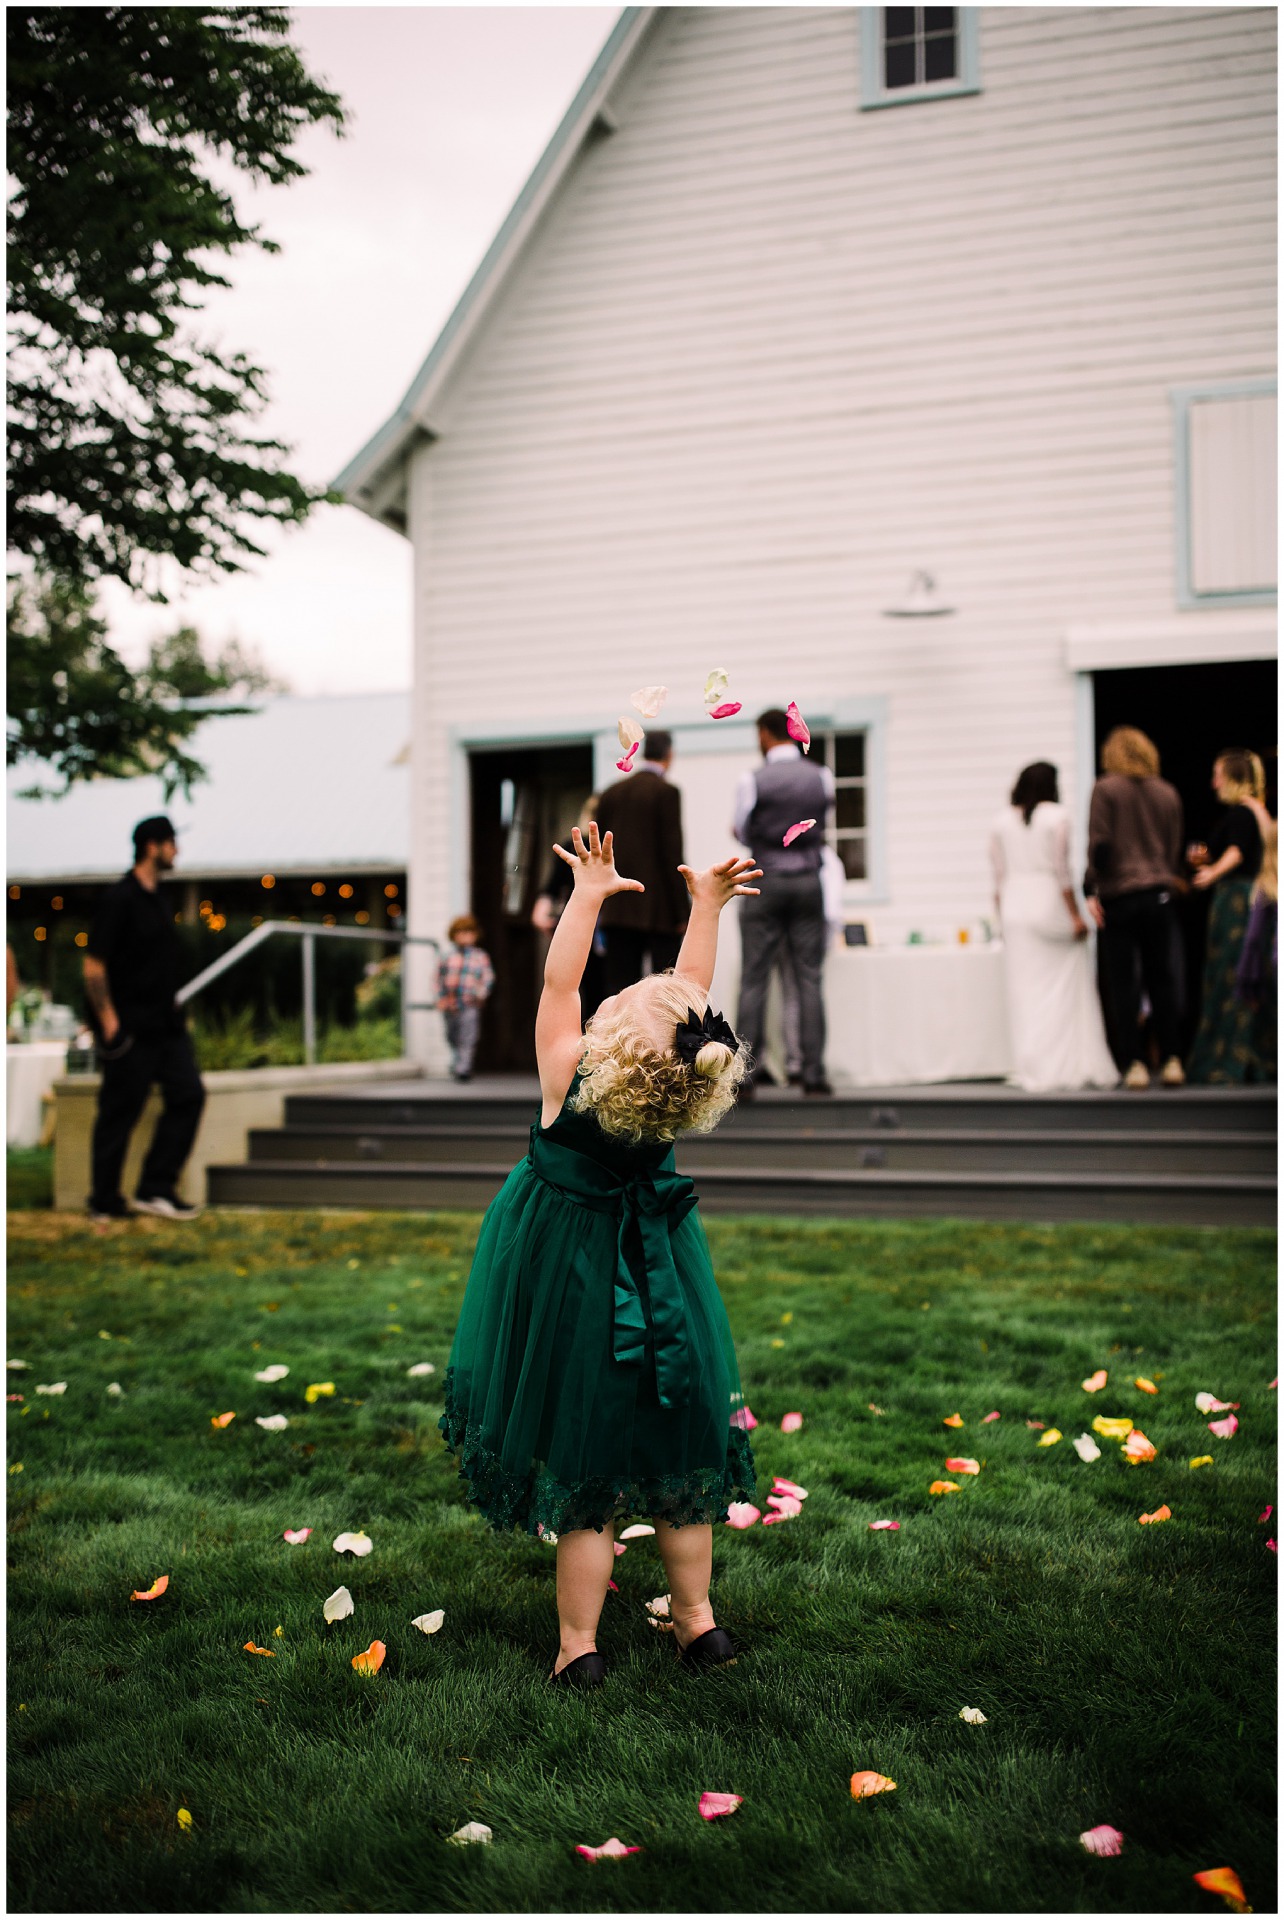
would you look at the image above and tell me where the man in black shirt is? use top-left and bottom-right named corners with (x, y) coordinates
top-left (84, 815), bottom-right (205, 1221)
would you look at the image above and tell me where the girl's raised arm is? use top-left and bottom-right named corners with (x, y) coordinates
top-left (535, 824), bottom-right (643, 1113)
top-left (673, 856), bottom-right (762, 997)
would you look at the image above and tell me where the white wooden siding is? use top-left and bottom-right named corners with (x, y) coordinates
top-left (400, 5), bottom-right (1275, 1062)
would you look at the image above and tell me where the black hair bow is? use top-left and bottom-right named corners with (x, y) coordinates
top-left (674, 1005), bottom-right (739, 1064)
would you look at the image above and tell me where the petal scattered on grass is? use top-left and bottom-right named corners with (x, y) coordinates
top-left (1082, 1370), bottom-right (1108, 1392)
top-left (1258, 1505), bottom-right (1273, 1523)
top-left (255, 1415), bottom-right (288, 1431)
top-left (1138, 1504), bottom-right (1172, 1525)
top-left (944, 1457), bottom-right (980, 1475)
top-left (176, 1808), bottom-right (193, 1832)
top-left (850, 1772), bottom-right (897, 1799)
top-left (332, 1530), bottom-right (372, 1556)
top-left (130, 1576), bottom-right (169, 1602)
top-left (254, 1365), bottom-right (289, 1383)
top-left (1267, 1538), bottom-right (1278, 1553)
top-left (6, 1360), bottom-right (29, 1370)
top-left (1134, 1376), bottom-right (1158, 1394)
top-left (607, 1577), bottom-right (619, 1592)
top-left (782, 819), bottom-right (816, 848)
top-left (868, 1519), bottom-right (901, 1531)
top-left (785, 701), bottom-right (811, 752)
top-left (982, 1410), bottom-right (1001, 1423)
top-left (619, 1523), bottom-right (655, 1540)
top-left (1092, 1415), bottom-right (1134, 1440)
top-left (772, 1477), bottom-right (809, 1500)
top-left (929, 1480), bottom-right (961, 1495)
top-left (869, 1403), bottom-right (887, 1416)
top-left (1080, 1825), bottom-right (1125, 1856)
top-left (959, 1707), bottom-right (987, 1725)
top-left (644, 1594), bottom-right (672, 1630)
top-left (765, 1493), bottom-right (803, 1517)
top-left (448, 1822), bottom-right (492, 1846)
top-left (943, 1413), bottom-right (964, 1427)
top-left (407, 1362), bottom-right (436, 1377)
top-left (283, 1527), bottom-right (312, 1544)
top-left (725, 1503), bottom-right (760, 1528)
top-left (36, 1382), bottom-right (67, 1396)
top-left (351, 1640), bottom-right (386, 1674)
top-left (1122, 1429), bottom-right (1157, 1463)
top-left (576, 1837), bottom-right (641, 1861)
top-left (730, 1404), bottom-right (758, 1430)
top-left (7, 1393), bottom-right (23, 1404)
top-left (698, 1792), bottom-right (743, 1820)
top-left (1189, 1456), bottom-right (1214, 1470)
top-left (304, 1382), bottom-right (335, 1404)
top-left (412, 1610), bottom-right (445, 1634)
top-left (1195, 1393), bottom-right (1239, 1414)
top-left (323, 1586), bottom-right (354, 1623)
top-left (631, 685), bottom-right (668, 718)
top-left (1026, 1419), bottom-right (1046, 1430)
top-left (617, 716), bottom-right (643, 752)
top-left (210, 1411), bottom-right (235, 1428)
top-left (708, 702), bottom-right (742, 719)
top-left (613, 1540), bottom-right (628, 1554)
top-left (244, 1642), bottom-right (275, 1657)
top-left (1037, 1428), bottom-right (1062, 1447)
top-left (1208, 1414), bottom-right (1239, 1439)
top-left (1192, 1867), bottom-right (1251, 1912)
top-left (105, 1382), bottom-right (123, 1396)
top-left (1073, 1434), bottom-right (1102, 1462)
top-left (780, 1411), bottom-right (804, 1432)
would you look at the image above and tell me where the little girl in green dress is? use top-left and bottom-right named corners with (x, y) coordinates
top-left (439, 822), bottom-right (762, 1688)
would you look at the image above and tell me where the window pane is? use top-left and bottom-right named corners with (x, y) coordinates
top-left (884, 7), bottom-right (917, 39)
top-left (834, 732), bottom-right (865, 779)
top-left (836, 787), bottom-right (866, 831)
top-left (884, 37), bottom-right (918, 87)
top-left (924, 6), bottom-right (955, 31)
top-left (923, 30), bottom-right (957, 81)
top-left (838, 836), bottom-right (867, 881)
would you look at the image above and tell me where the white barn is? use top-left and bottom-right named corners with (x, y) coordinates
top-left (337, 5), bottom-right (1276, 1081)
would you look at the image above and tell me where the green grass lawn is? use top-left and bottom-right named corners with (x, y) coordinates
top-left (6, 1205), bottom-right (1276, 1914)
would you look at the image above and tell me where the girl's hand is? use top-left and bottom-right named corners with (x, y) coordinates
top-left (677, 855), bottom-right (763, 909)
top-left (552, 822), bottom-right (644, 899)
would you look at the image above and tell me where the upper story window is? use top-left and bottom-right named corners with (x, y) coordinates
top-left (1172, 378), bottom-right (1277, 608)
top-left (860, 7), bottom-right (981, 110)
top-left (816, 730), bottom-right (869, 881)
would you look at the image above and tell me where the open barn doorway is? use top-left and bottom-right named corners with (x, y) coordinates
top-left (1091, 658), bottom-right (1277, 1056)
top-left (468, 743), bottom-right (595, 1073)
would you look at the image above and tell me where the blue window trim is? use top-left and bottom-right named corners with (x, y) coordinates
top-left (859, 8), bottom-right (981, 111)
top-left (1171, 376), bottom-right (1277, 611)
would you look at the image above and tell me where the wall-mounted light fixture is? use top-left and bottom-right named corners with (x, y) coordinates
top-left (883, 569), bottom-right (955, 618)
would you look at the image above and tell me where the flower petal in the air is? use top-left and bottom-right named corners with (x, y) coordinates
top-left (1123, 1429), bottom-right (1157, 1463)
top-left (255, 1414), bottom-right (288, 1431)
top-left (210, 1411), bottom-right (235, 1428)
top-left (703, 667), bottom-right (730, 707)
top-left (333, 1530), bottom-right (373, 1555)
top-left (576, 1836), bottom-right (642, 1860)
top-left (631, 686), bottom-right (668, 718)
top-left (943, 1413), bottom-right (964, 1427)
top-left (725, 1503), bottom-right (760, 1528)
top-left (304, 1382), bottom-right (335, 1404)
top-left (283, 1527), bottom-right (312, 1544)
top-left (1138, 1504), bottom-right (1172, 1525)
top-left (780, 1411), bottom-right (804, 1432)
top-left (1082, 1370), bottom-right (1108, 1393)
top-left (412, 1610), bottom-right (445, 1634)
top-left (323, 1585), bottom-right (354, 1623)
top-left (1195, 1393), bottom-right (1239, 1413)
top-left (1208, 1414), bottom-right (1239, 1439)
top-left (1073, 1434), bottom-right (1102, 1462)
top-left (1092, 1415), bottom-right (1134, 1440)
top-left (351, 1640), bottom-right (386, 1674)
top-left (785, 702), bottom-right (811, 752)
top-left (868, 1519), bottom-right (901, 1530)
top-left (709, 702), bottom-right (743, 720)
top-left (254, 1364), bottom-right (289, 1383)
top-left (407, 1362), bottom-right (436, 1377)
top-left (772, 1476), bottom-right (809, 1500)
top-left (1192, 1867), bottom-right (1252, 1912)
top-left (944, 1457), bottom-right (980, 1475)
top-left (959, 1706), bottom-right (987, 1724)
top-left (699, 1792), bottom-right (743, 1820)
top-left (619, 1523), bottom-right (655, 1539)
top-left (850, 1771), bottom-right (897, 1798)
top-left (617, 716), bottom-right (643, 752)
top-left (448, 1821), bottom-right (493, 1846)
top-left (1080, 1825), bottom-right (1125, 1856)
top-left (615, 743), bottom-right (639, 773)
top-left (1037, 1428), bottom-right (1062, 1447)
top-left (130, 1575), bottom-right (169, 1602)
top-left (1135, 1377), bottom-right (1158, 1394)
top-left (782, 819), bottom-right (816, 848)
top-left (929, 1480), bottom-right (961, 1495)
top-left (982, 1410), bottom-right (1001, 1423)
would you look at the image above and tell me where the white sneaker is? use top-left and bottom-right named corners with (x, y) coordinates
top-left (1159, 1056), bottom-right (1186, 1087)
top-left (132, 1192), bottom-right (201, 1221)
top-left (1123, 1060), bottom-right (1150, 1090)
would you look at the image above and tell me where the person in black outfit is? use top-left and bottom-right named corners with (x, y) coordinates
top-left (84, 816), bottom-right (205, 1221)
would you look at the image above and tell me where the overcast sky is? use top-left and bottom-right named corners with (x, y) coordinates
top-left (97, 7), bottom-right (619, 696)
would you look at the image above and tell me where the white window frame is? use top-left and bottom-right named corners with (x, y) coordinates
top-left (860, 7), bottom-right (981, 111)
top-left (1171, 376), bottom-right (1277, 610)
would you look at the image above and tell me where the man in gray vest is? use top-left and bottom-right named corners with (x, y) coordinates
top-left (733, 708), bottom-right (835, 1096)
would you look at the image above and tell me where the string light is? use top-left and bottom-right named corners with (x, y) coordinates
top-left (8, 886), bottom-right (19, 900)
top-left (384, 883), bottom-right (399, 899)
top-left (51, 896), bottom-right (64, 911)
top-left (260, 875), bottom-right (275, 890)
top-left (34, 927), bottom-right (47, 942)
top-left (311, 882), bottom-right (325, 897)
top-left (74, 932), bottom-right (88, 948)
top-left (355, 911), bottom-right (370, 926)
top-left (323, 914), bottom-right (336, 927)
top-left (338, 884), bottom-right (354, 900)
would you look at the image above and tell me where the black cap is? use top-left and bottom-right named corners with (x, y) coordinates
top-left (133, 815), bottom-right (179, 855)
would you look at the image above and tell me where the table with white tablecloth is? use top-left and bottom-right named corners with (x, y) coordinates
top-left (7, 1040), bottom-right (71, 1146)
top-left (821, 944), bottom-right (1012, 1087)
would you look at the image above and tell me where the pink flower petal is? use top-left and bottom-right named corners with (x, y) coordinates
top-left (698, 1792), bottom-right (743, 1820)
top-left (772, 1477), bottom-right (809, 1500)
top-left (282, 1528), bottom-right (312, 1545)
top-left (1194, 1392), bottom-right (1239, 1413)
top-left (868, 1520), bottom-right (900, 1531)
top-left (1258, 1505), bottom-right (1273, 1524)
top-left (1267, 1538), bottom-right (1277, 1553)
top-left (785, 702), bottom-right (811, 753)
top-left (761, 1511), bottom-right (792, 1525)
top-left (766, 1493), bottom-right (803, 1517)
top-left (780, 1411), bottom-right (804, 1433)
top-left (1080, 1824), bottom-right (1125, 1856)
top-left (782, 819), bottom-right (817, 848)
top-left (1082, 1370), bottom-right (1108, 1393)
top-left (576, 1837), bottom-right (642, 1861)
top-left (613, 1541), bottom-right (627, 1555)
top-left (1026, 1419), bottom-right (1046, 1430)
top-left (607, 1578), bottom-right (619, 1592)
top-left (1208, 1414), bottom-right (1239, 1439)
top-left (724, 1502), bottom-right (760, 1528)
top-left (730, 1404), bottom-right (758, 1431)
top-left (708, 702), bottom-right (742, 720)
top-left (615, 742), bottom-right (639, 773)
top-left (982, 1410), bottom-right (1001, 1423)
top-left (1269, 1376), bottom-right (1277, 1389)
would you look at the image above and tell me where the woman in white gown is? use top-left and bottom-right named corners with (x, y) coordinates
top-left (991, 763), bottom-right (1118, 1092)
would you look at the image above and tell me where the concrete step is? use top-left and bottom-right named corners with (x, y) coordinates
top-left (244, 1123), bottom-right (1276, 1179)
top-left (205, 1157), bottom-right (1276, 1228)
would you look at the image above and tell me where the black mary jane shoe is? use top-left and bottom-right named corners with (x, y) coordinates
top-left (677, 1626), bottom-right (738, 1671)
top-left (549, 1651), bottom-right (607, 1689)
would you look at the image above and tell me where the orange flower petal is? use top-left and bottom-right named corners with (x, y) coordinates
top-left (130, 1575), bottom-right (169, 1602)
top-left (211, 1411), bottom-right (236, 1428)
top-left (929, 1480), bottom-right (961, 1495)
top-left (1082, 1370), bottom-right (1108, 1393)
top-left (1192, 1866), bottom-right (1252, 1912)
top-left (1123, 1429), bottom-right (1157, 1463)
top-left (1134, 1376), bottom-right (1158, 1394)
top-left (850, 1771), bottom-right (897, 1799)
top-left (351, 1639), bottom-right (386, 1674)
top-left (243, 1642), bottom-right (275, 1656)
top-left (943, 1413), bottom-right (964, 1427)
top-left (1138, 1504), bottom-right (1172, 1525)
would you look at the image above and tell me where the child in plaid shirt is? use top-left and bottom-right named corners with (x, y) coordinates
top-left (437, 915), bottom-right (495, 1081)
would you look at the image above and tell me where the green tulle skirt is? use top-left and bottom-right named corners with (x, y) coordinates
top-left (438, 1097), bottom-right (758, 1536)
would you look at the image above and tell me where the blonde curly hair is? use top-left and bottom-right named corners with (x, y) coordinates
top-left (572, 970), bottom-right (748, 1143)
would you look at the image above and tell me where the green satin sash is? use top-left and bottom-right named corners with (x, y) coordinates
top-left (528, 1125), bottom-right (698, 1409)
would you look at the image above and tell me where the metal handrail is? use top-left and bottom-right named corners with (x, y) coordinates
top-left (175, 920), bottom-right (441, 1066)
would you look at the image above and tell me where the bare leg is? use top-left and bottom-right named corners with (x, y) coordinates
top-left (653, 1518), bottom-right (716, 1650)
top-left (553, 1526), bottom-right (616, 1674)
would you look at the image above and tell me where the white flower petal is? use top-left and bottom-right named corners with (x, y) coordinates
top-left (7, 1360), bottom-right (29, 1370)
top-left (254, 1364), bottom-right (290, 1383)
top-left (412, 1610), bottom-right (445, 1634)
top-left (255, 1414), bottom-right (289, 1431)
top-left (619, 1524), bottom-right (655, 1540)
top-left (1072, 1434), bottom-right (1102, 1462)
top-left (35, 1382), bottom-right (66, 1395)
top-left (959, 1706), bottom-right (988, 1725)
top-left (323, 1585), bottom-right (354, 1623)
top-left (106, 1382), bottom-right (124, 1397)
top-left (448, 1822), bottom-right (492, 1846)
top-left (332, 1530), bottom-right (373, 1556)
top-left (630, 685), bottom-right (668, 719)
top-left (406, 1362), bottom-right (436, 1377)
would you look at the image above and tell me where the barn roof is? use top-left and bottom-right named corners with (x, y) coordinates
top-left (6, 692), bottom-right (411, 883)
top-left (332, 6), bottom-right (655, 531)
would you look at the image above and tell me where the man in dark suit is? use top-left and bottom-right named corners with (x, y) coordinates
top-left (593, 730), bottom-right (688, 994)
